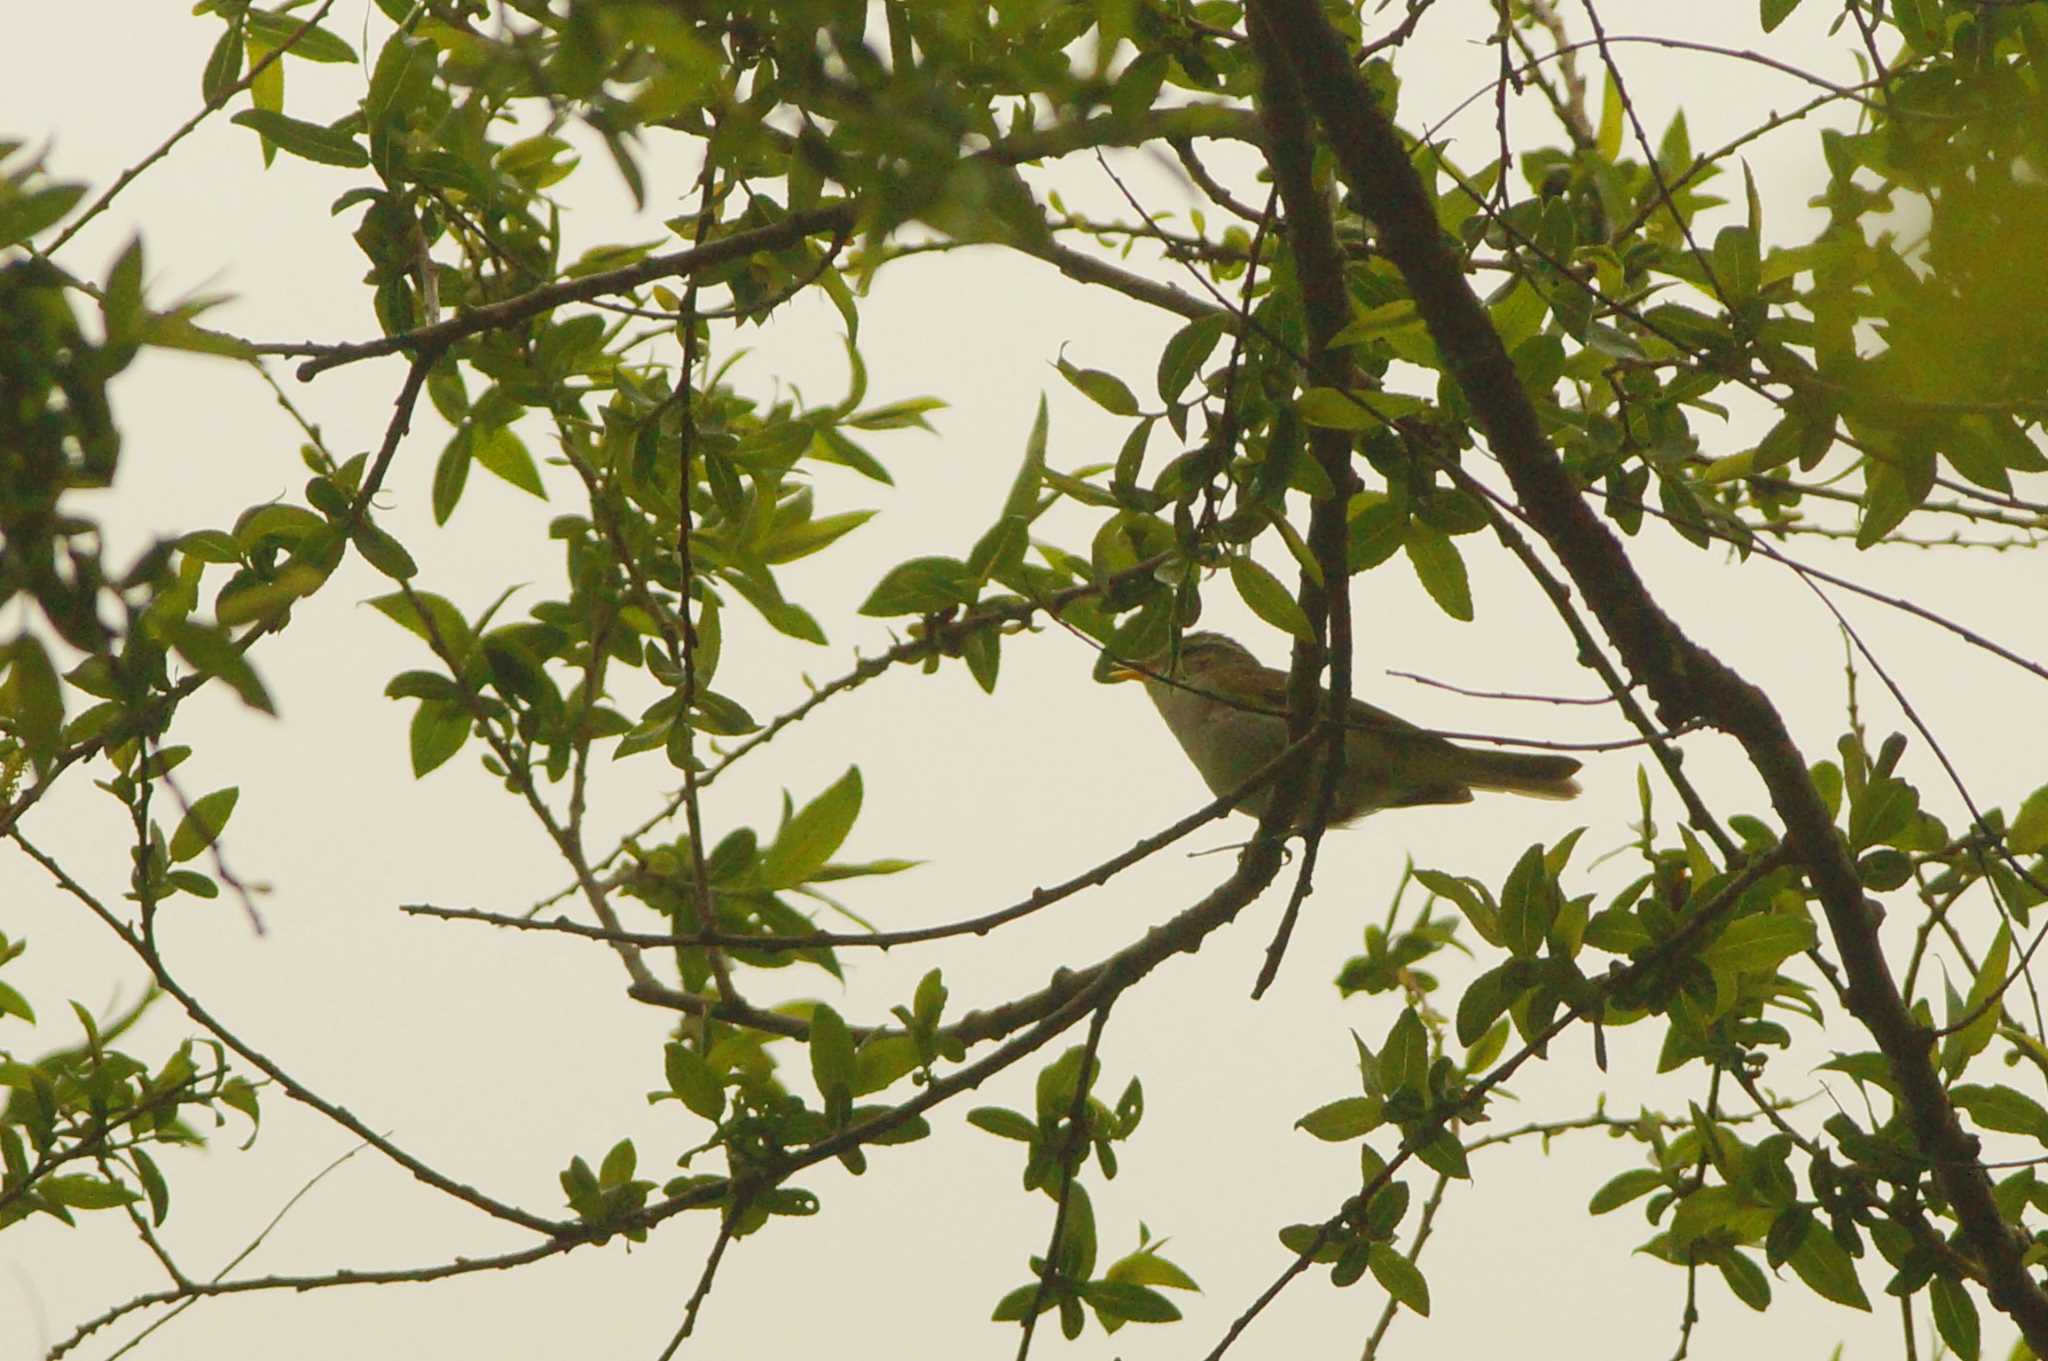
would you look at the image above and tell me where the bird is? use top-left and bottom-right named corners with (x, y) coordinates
top-left (1109, 631), bottom-right (1582, 829)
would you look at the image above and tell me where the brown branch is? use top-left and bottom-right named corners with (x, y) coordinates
top-left (1246, 3), bottom-right (1366, 999)
top-left (275, 205), bottom-right (858, 379)
top-left (50, 1237), bottom-right (568, 1358)
top-left (531, 553), bottom-right (1177, 916)
top-left (411, 749), bottom-right (1265, 954)
top-left (623, 733), bottom-right (1321, 1051)
top-left (1018, 237), bottom-right (1232, 323)
top-left (1247, 1), bottom-right (2048, 1346)
top-left (665, 147), bottom-right (739, 1008)
top-left (12, 831), bottom-right (564, 1238)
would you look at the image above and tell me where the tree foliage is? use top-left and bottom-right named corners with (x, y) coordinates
top-left (5, 0), bottom-right (2048, 1357)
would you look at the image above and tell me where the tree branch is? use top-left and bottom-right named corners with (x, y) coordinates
top-left (1246, 0), bottom-right (2048, 1346)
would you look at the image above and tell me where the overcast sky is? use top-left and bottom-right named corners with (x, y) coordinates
top-left (6, 5), bottom-right (2046, 1360)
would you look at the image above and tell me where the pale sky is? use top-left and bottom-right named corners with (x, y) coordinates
top-left (6, 5), bottom-right (2045, 1360)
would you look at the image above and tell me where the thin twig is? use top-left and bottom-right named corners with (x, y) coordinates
top-left (97, 1141), bottom-right (373, 1361)
top-left (658, 1196), bottom-right (747, 1359)
top-left (43, 0), bottom-right (341, 257)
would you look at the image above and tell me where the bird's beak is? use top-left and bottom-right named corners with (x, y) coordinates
top-left (1104, 661), bottom-right (1147, 684)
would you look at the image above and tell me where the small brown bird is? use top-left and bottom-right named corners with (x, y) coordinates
top-left (1109, 631), bottom-right (1582, 829)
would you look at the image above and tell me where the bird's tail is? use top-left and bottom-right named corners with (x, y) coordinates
top-left (1457, 748), bottom-right (1583, 801)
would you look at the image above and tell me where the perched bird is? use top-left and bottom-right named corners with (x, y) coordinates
top-left (1109, 631), bottom-right (1581, 829)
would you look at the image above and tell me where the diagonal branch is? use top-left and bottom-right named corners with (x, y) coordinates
top-left (1245, 3), bottom-right (1366, 999)
top-left (274, 205), bottom-right (857, 379)
top-left (1246, 0), bottom-right (2048, 1347)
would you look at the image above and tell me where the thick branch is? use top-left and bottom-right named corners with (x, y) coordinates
top-left (1246, 4), bottom-right (1366, 998)
top-left (1248, 0), bottom-right (2048, 1345)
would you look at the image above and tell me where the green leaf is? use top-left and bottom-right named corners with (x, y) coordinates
top-left (1057, 359), bottom-right (1138, 416)
top-left (1364, 1181), bottom-right (1411, 1238)
top-left (178, 529), bottom-right (242, 565)
top-left (808, 1003), bottom-right (855, 1111)
top-left (1716, 1249), bottom-right (1771, 1310)
top-left (2010, 784), bottom-right (2048, 856)
top-left (1849, 776), bottom-right (1918, 850)
top-left (1412, 1128), bottom-right (1470, 1180)
top-left (0, 182), bottom-right (87, 249)
top-left (132, 1147), bottom-right (170, 1225)
top-left (40, 1175), bottom-right (141, 1210)
top-left (1296, 1096), bottom-right (1385, 1141)
top-left (1942, 925), bottom-right (2011, 1078)
top-left (1589, 1168), bottom-right (1666, 1214)
top-left (162, 619), bottom-right (275, 713)
top-left (1298, 385), bottom-right (1427, 430)
top-left (689, 690), bottom-right (758, 737)
top-left (962, 629), bottom-right (1000, 693)
top-left (1330, 301), bottom-right (1420, 347)
top-left (169, 787), bottom-right (240, 863)
top-left (243, 9), bottom-right (359, 63)
top-left (1711, 225), bottom-right (1760, 304)
top-left (234, 503), bottom-right (326, 551)
top-left (432, 431), bottom-right (472, 524)
top-left (990, 1283), bottom-right (1050, 1323)
top-left (967, 516), bottom-right (1027, 585)
top-left (1368, 1245), bottom-right (1430, 1316)
top-left (663, 1042), bottom-right (726, 1121)
top-left (1082, 1279), bottom-right (1181, 1324)
top-left (857, 556), bottom-right (976, 616)
top-left (845, 397), bottom-right (944, 431)
top-left (1036, 1046), bottom-right (1091, 1120)
top-left (1947, 1084), bottom-right (2048, 1143)
top-left (1415, 869), bottom-right (1500, 947)
top-left (759, 767), bottom-right (862, 889)
top-left (1497, 844), bottom-right (1555, 959)
top-left (1379, 1008), bottom-right (1428, 1097)
top-left (221, 1076), bottom-right (260, 1132)
top-left (1892, 0), bottom-right (1942, 54)
top-left (967, 1106), bottom-right (1037, 1141)
top-left (1404, 525), bottom-right (1473, 622)
top-left (0, 980), bottom-right (34, 1024)
top-left (351, 520), bottom-right (418, 579)
top-left (1157, 314), bottom-right (1227, 403)
top-left (475, 425), bottom-right (545, 497)
top-left (851, 1033), bottom-right (920, 1096)
top-left (1106, 1250), bottom-right (1199, 1292)
top-left (1456, 962), bottom-right (1522, 1047)
top-left (1788, 1221), bottom-right (1871, 1310)
top-left (3, 636), bottom-right (65, 764)
top-left (762, 510), bottom-right (876, 565)
top-left (202, 21), bottom-right (244, 103)
top-left (1857, 452), bottom-right (1931, 548)
top-left (368, 591), bottom-right (474, 659)
top-left (1596, 73), bottom-right (1623, 162)
top-left (1229, 557), bottom-right (1312, 641)
top-left (409, 699), bottom-right (470, 776)
top-left (1700, 915), bottom-right (1817, 974)
top-left (598, 1137), bottom-right (636, 1186)
top-left (366, 33), bottom-right (437, 131)
top-left (1931, 1275), bottom-right (1981, 1361)
top-left (230, 110), bottom-right (369, 167)
top-left (1759, 0), bottom-right (1804, 32)
top-left (1001, 397), bottom-right (1051, 526)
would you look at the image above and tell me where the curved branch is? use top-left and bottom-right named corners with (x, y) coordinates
top-left (1248, 0), bottom-right (2048, 1346)
top-left (13, 832), bottom-right (564, 1238)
